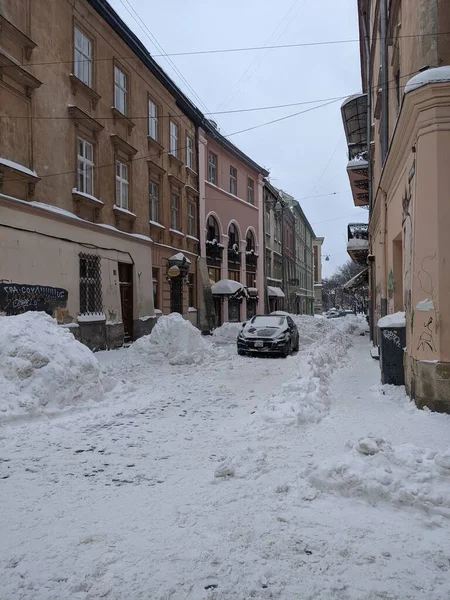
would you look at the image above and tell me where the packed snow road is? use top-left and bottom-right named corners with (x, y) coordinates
top-left (2, 313), bottom-right (450, 599)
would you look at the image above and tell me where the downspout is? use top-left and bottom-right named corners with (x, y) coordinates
top-left (380, 190), bottom-right (388, 318)
top-left (361, 2), bottom-right (375, 339)
top-left (262, 186), bottom-right (269, 314)
top-left (380, 0), bottom-right (389, 163)
top-left (281, 203), bottom-right (286, 311)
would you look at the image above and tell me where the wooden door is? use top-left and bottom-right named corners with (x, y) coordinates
top-left (118, 263), bottom-right (133, 342)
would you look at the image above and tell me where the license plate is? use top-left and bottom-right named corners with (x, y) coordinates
top-left (254, 341), bottom-right (264, 348)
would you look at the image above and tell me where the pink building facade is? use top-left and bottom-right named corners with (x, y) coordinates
top-left (198, 126), bottom-right (268, 325)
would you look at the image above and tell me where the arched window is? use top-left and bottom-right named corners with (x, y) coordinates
top-left (228, 223), bottom-right (239, 250)
top-left (207, 215), bottom-right (220, 242)
top-left (246, 230), bottom-right (255, 252)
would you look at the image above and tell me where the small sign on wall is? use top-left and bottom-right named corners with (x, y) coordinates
top-left (0, 283), bottom-right (68, 316)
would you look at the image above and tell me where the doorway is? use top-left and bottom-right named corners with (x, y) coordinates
top-left (118, 262), bottom-right (133, 342)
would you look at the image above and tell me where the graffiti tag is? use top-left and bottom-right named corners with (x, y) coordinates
top-left (0, 283), bottom-right (68, 316)
top-left (382, 329), bottom-right (402, 348)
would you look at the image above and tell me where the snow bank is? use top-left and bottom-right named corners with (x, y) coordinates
top-left (0, 312), bottom-right (104, 419)
top-left (211, 322), bottom-right (242, 344)
top-left (310, 436), bottom-right (450, 518)
top-left (378, 311), bottom-right (406, 328)
top-left (330, 313), bottom-right (368, 335)
top-left (129, 313), bottom-right (207, 365)
top-left (262, 318), bottom-right (352, 425)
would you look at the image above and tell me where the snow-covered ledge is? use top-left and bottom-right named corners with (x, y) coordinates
top-left (0, 157), bottom-right (40, 197)
top-left (405, 66), bottom-right (450, 94)
top-left (113, 205), bottom-right (137, 222)
top-left (77, 313), bottom-right (106, 323)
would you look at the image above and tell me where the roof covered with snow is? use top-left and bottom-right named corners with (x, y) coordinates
top-left (268, 286), bottom-right (285, 298)
top-left (405, 66), bottom-right (450, 94)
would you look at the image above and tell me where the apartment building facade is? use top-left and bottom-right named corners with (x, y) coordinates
top-left (342, 0), bottom-right (450, 410)
top-left (198, 125), bottom-right (268, 326)
top-left (0, 0), bottom-right (203, 348)
top-left (313, 237), bottom-right (324, 313)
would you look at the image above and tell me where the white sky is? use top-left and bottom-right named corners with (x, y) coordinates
top-left (109, 0), bottom-right (368, 277)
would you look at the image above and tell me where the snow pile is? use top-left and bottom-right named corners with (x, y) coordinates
top-left (310, 436), bottom-right (450, 518)
top-left (129, 312), bottom-right (207, 365)
top-left (262, 321), bottom-right (352, 425)
top-left (0, 312), bottom-right (104, 419)
top-left (211, 322), bottom-right (242, 345)
top-left (330, 314), bottom-right (368, 336)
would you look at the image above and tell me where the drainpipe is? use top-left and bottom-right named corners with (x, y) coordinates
top-left (361, 2), bottom-right (374, 339)
top-left (262, 186), bottom-right (270, 314)
top-left (280, 202), bottom-right (287, 311)
top-left (380, 190), bottom-right (388, 318)
top-left (380, 0), bottom-right (389, 163)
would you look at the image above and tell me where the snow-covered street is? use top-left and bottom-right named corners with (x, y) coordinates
top-left (2, 314), bottom-right (450, 599)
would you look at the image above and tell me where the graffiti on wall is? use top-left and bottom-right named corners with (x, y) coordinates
top-left (382, 328), bottom-right (402, 348)
top-left (416, 253), bottom-right (438, 355)
top-left (0, 284), bottom-right (68, 316)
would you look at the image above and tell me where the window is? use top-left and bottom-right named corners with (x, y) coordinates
top-left (265, 207), bottom-right (271, 233)
top-left (246, 272), bottom-right (256, 288)
top-left (247, 178), bottom-right (254, 204)
top-left (115, 160), bottom-right (129, 209)
top-left (266, 249), bottom-right (272, 278)
top-left (74, 27), bottom-right (92, 87)
top-left (77, 137), bottom-right (94, 195)
top-left (169, 121), bottom-right (179, 157)
top-left (114, 66), bottom-right (127, 114)
top-left (208, 266), bottom-right (221, 283)
top-left (208, 151), bottom-right (217, 184)
top-left (188, 273), bottom-right (195, 307)
top-left (207, 215), bottom-right (219, 242)
top-left (188, 202), bottom-right (196, 237)
top-left (171, 193), bottom-right (180, 230)
top-left (152, 268), bottom-right (159, 310)
top-left (274, 214), bottom-right (282, 242)
top-left (246, 230), bottom-right (255, 252)
top-left (186, 135), bottom-right (194, 170)
top-left (228, 223), bottom-right (239, 249)
top-left (79, 253), bottom-right (102, 314)
top-left (148, 99), bottom-right (158, 140)
top-left (149, 181), bottom-right (159, 222)
top-left (229, 166), bottom-right (237, 195)
top-left (228, 270), bottom-right (240, 282)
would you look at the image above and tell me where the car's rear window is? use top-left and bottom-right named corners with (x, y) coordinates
top-left (250, 316), bottom-right (285, 327)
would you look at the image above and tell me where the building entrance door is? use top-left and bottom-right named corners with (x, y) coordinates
top-left (118, 263), bottom-right (133, 342)
top-left (170, 276), bottom-right (183, 314)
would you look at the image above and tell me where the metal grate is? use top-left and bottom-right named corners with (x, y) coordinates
top-left (79, 253), bottom-right (103, 314)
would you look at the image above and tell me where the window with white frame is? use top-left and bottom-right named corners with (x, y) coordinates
top-left (186, 135), bottom-right (194, 170)
top-left (148, 99), bottom-right (158, 140)
top-left (171, 193), bottom-right (180, 230)
top-left (229, 166), bottom-right (237, 195)
top-left (114, 66), bottom-right (127, 114)
top-left (149, 180), bottom-right (159, 223)
top-left (74, 27), bottom-right (92, 87)
top-left (169, 121), bottom-right (179, 157)
top-left (188, 202), bottom-right (196, 237)
top-left (77, 137), bottom-right (94, 195)
top-left (247, 177), bottom-right (254, 204)
top-left (208, 151), bottom-right (217, 184)
top-left (115, 160), bottom-right (129, 210)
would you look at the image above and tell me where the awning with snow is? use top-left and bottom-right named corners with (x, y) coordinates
top-left (343, 267), bottom-right (369, 291)
top-left (268, 286), bottom-right (285, 298)
top-left (211, 279), bottom-right (244, 296)
top-left (246, 287), bottom-right (259, 297)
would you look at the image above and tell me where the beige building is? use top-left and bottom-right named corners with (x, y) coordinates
top-left (0, 0), bottom-right (202, 348)
top-left (343, 0), bottom-right (450, 410)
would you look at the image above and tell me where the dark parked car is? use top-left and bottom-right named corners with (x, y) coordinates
top-left (237, 315), bottom-right (299, 357)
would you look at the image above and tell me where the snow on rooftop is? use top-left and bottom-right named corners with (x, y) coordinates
top-left (347, 237), bottom-right (369, 249)
top-left (378, 311), bottom-right (406, 328)
top-left (405, 66), bottom-right (450, 94)
top-left (341, 93), bottom-right (367, 109)
top-left (347, 159), bottom-right (369, 169)
top-left (0, 157), bottom-right (39, 178)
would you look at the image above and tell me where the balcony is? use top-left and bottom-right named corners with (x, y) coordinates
top-left (347, 159), bottom-right (369, 207)
top-left (245, 251), bottom-right (258, 272)
top-left (206, 239), bottom-right (223, 267)
top-left (228, 246), bottom-right (241, 268)
top-left (341, 94), bottom-right (369, 207)
top-left (347, 223), bottom-right (369, 265)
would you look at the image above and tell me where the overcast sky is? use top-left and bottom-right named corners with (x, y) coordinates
top-left (109, 0), bottom-right (368, 278)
